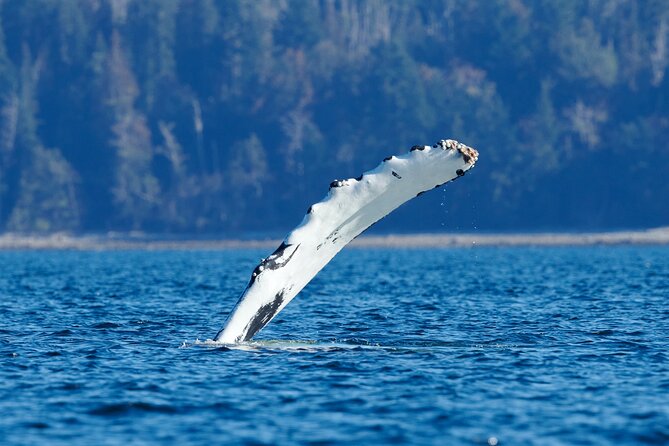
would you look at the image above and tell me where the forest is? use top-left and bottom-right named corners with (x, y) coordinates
top-left (0, 0), bottom-right (667, 235)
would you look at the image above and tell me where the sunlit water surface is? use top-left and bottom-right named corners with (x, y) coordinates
top-left (1, 247), bottom-right (668, 445)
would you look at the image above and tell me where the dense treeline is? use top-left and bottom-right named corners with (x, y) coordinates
top-left (0, 0), bottom-right (667, 234)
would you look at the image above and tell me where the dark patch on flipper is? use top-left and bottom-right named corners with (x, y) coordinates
top-left (247, 243), bottom-right (300, 287)
top-left (462, 153), bottom-right (472, 164)
top-left (240, 291), bottom-right (285, 341)
top-left (391, 171), bottom-right (402, 179)
top-left (264, 243), bottom-right (300, 270)
top-left (248, 267), bottom-right (262, 287)
top-left (456, 169), bottom-right (465, 177)
top-left (355, 174), bottom-right (363, 181)
top-left (383, 156), bottom-right (394, 162)
top-left (317, 228), bottom-right (339, 251)
top-left (330, 180), bottom-right (342, 189)
top-left (410, 145), bottom-right (425, 152)
top-left (318, 226), bottom-right (345, 250)
top-left (416, 191), bottom-right (426, 197)
top-left (324, 229), bottom-right (339, 245)
top-left (307, 206), bottom-right (314, 214)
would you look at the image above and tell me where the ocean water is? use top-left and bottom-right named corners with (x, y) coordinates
top-left (1, 246), bottom-right (668, 445)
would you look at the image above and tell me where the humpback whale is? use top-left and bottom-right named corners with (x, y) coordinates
top-left (215, 139), bottom-right (479, 343)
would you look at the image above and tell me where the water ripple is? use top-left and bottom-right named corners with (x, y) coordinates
top-left (0, 247), bottom-right (667, 445)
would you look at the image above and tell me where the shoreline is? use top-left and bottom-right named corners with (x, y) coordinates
top-left (1, 227), bottom-right (668, 250)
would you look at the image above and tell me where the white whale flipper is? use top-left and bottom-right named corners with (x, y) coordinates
top-left (214, 139), bottom-right (479, 343)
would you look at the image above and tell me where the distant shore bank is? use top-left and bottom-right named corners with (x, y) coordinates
top-left (1, 227), bottom-right (668, 250)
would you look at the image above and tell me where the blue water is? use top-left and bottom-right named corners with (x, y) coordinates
top-left (1, 247), bottom-right (668, 445)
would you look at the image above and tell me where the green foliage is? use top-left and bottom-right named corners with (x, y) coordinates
top-left (274, 2), bottom-right (321, 49)
top-left (0, 14), bottom-right (15, 93)
top-left (521, 79), bottom-right (562, 172)
top-left (56, 0), bottom-right (89, 66)
top-left (556, 18), bottom-right (618, 87)
top-left (0, 0), bottom-right (667, 232)
top-left (228, 134), bottom-right (269, 198)
top-left (125, 0), bottom-right (178, 110)
top-left (365, 42), bottom-right (434, 147)
top-left (7, 145), bottom-right (79, 232)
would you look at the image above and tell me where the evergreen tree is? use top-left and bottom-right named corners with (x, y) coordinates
top-left (0, 0), bottom-right (666, 232)
top-left (6, 45), bottom-right (80, 232)
top-left (104, 32), bottom-right (160, 229)
top-left (0, 13), bottom-right (16, 226)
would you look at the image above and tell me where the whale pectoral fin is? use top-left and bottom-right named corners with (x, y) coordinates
top-left (239, 290), bottom-right (286, 342)
top-left (215, 139), bottom-right (478, 343)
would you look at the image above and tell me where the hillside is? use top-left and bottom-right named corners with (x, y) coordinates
top-left (0, 0), bottom-right (667, 234)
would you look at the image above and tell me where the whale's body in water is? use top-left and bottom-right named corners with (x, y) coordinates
top-left (215, 139), bottom-right (479, 343)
